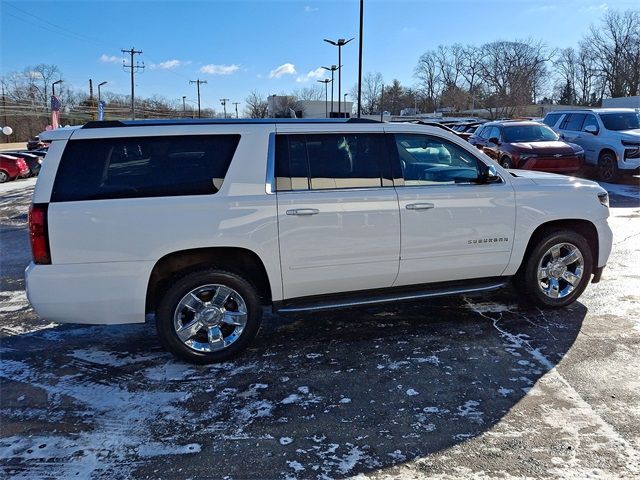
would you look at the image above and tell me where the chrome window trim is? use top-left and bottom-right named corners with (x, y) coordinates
top-left (265, 132), bottom-right (276, 195)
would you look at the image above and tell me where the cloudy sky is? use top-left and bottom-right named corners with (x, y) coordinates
top-left (2, 0), bottom-right (638, 112)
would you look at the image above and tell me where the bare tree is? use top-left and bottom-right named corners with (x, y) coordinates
top-left (295, 86), bottom-right (324, 101)
top-left (351, 72), bottom-right (384, 114)
top-left (244, 90), bottom-right (268, 118)
top-left (414, 51), bottom-right (442, 112)
top-left (584, 10), bottom-right (640, 98)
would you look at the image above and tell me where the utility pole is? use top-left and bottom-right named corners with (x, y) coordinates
top-left (232, 102), bottom-right (240, 118)
top-left (182, 96), bottom-right (187, 117)
top-left (121, 47), bottom-right (144, 120)
top-left (189, 79), bottom-right (207, 118)
top-left (89, 79), bottom-right (94, 120)
top-left (220, 98), bottom-right (229, 118)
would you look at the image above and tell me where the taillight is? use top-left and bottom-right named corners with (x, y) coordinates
top-left (29, 204), bottom-right (51, 264)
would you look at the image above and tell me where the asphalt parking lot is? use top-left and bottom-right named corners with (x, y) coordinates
top-left (1, 176), bottom-right (639, 479)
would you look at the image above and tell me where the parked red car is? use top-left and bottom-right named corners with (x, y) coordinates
top-left (0, 154), bottom-right (30, 183)
top-left (469, 120), bottom-right (584, 174)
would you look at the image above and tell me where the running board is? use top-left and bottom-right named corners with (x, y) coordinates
top-left (274, 278), bottom-right (509, 314)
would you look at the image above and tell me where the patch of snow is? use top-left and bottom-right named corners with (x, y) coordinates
top-left (0, 176), bottom-right (36, 194)
top-left (498, 387), bottom-right (514, 397)
top-left (339, 397), bottom-right (352, 404)
top-left (456, 400), bottom-right (484, 424)
top-left (279, 437), bottom-right (293, 445)
top-left (287, 460), bottom-right (305, 472)
top-left (0, 290), bottom-right (28, 312)
top-left (406, 389), bottom-right (419, 396)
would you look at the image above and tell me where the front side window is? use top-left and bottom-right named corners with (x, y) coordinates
top-left (275, 133), bottom-right (387, 191)
top-left (599, 112), bottom-right (640, 131)
top-left (582, 114), bottom-right (599, 132)
top-left (394, 134), bottom-right (481, 186)
top-left (560, 113), bottom-right (586, 131)
top-left (503, 124), bottom-right (559, 143)
top-left (52, 135), bottom-right (240, 202)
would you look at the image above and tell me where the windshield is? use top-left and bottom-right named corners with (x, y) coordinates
top-left (503, 124), bottom-right (559, 143)
top-left (599, 112), bottom-right (640, 131)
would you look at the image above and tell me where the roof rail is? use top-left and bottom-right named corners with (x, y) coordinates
top-left (81, 117), bottom-right (381, 129)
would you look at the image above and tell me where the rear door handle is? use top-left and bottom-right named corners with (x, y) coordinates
top-left (406, 203), bottom-right (435, 210)
top-left (286, 208), bottom-right (320, 216)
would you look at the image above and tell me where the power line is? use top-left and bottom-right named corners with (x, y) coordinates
top-left (122, 48), bottom-right (144, 120)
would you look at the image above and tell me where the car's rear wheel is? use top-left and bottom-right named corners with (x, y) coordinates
top-left (156, 269), bottom-right (262, 364)
top-left (597, 151), bottom-right (619, 183)
top-left (500, 157), bottom-right (514, 169)
top-left (0, 170), bottom-right (8, 183)
top-left (515, 230), bottom-right (593, 308)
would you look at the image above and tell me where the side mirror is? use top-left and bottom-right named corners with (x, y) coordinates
top-left (477, 163), bottom-right (501, 184)
top-left (584, 125), bottom-right (599, 135)
top-left (488, 137), bottom-right (500, 145)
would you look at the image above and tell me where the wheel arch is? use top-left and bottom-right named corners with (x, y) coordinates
top-left (518, 219), bottom-right (599, 274)
top-left (146, 247), bottom-right (274, 313)
top-left (598, 147), bottom-right (618, 162)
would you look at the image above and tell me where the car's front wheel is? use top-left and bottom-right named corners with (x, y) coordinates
top-left (0, 170), bottom-right (9, 183)
top-left (597, 151), bottom-right (619, 183)
top-left (515, 230), bottom-right (593, 308)
top-left (500, 157), bottom-right (514, 169)
top-left (156, 269), bottom-right (262, 364)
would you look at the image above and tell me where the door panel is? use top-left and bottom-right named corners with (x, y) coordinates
top-left (389, 132), bottom-right (516, 286)
top-left (277, 189), bottom-right (400, 299)
top-left (395, 184), bottom-right (515, 285)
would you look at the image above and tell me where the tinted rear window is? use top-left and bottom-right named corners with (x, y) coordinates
top-left (560, 113), bottom-right (586, 131)
top-left (543, 113), bottom-right (562, 127)
top-left (275, 133), bottom-right (387, 191)
top-left (52, 135), bottom-right (240, 202)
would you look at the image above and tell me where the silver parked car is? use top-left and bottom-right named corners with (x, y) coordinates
top-left (543, 108), bottom-right (640, 182)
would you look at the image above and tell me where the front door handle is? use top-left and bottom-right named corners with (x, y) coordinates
top-left (286, 208), bottom-right (320, 216)
top-left (406, 203), bottom-right (435, 210)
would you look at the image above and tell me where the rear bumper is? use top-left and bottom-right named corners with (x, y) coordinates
top-left (25, 261), bottom-right (154, 325)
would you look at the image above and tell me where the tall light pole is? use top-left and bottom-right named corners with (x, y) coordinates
top-left (324, 37), bottom-right (353, 117)
top-left (220, 98), bottom-right (229, 118)
top-left (232, 102), bottom-right (240, 118)
top-left (182, 96), bottom-right (186, 117)
top-left (344, 93), bottom-right (349, 116)
top-left (357, 0), bottom-right (364, 118)
top-left (52, 79), bottom-right (63, 97)
top-left (189, 79), bottom-right (207, 118)
top-left (322, 65), bottom-right (338, 117)
top-left (317, 78), bottom-right (331, 118)
top-left (97, 81), bottom-right (107, 104)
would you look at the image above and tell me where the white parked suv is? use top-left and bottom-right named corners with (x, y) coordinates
top-left (27, 119), bottom-right (612, 363)
top-left (543, 108), bottom-right (640, 182)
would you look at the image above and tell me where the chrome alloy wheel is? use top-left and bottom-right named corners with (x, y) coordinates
top-left (173, 284), bottom-right (248, 353)
top-left (537, 242), bottom-right (584, 299)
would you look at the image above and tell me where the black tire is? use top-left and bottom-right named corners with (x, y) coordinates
top-left (514, 229), bottom-right (593, 308)
top-left (156, 269), bottom-right (262, 364)
top-left (500, 157), bottom-right (514, 169)
top-left (597, 151), bottom-right (619, 183)
top-left (0, 170), bottom-right (8, 183)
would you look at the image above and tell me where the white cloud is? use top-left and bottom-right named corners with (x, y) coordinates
top-left (304, 5), bottom-right (318, 13)
top-left (100, 54), bottom-right (121, 64)
top-left (270, 63), bottom-right (296, 79)
top-left (295, 67), bottom-right (326, 83)
top-left (158, 59), bottom-right (181, 69)
top-left (200, 64), bottom-right (240, 75)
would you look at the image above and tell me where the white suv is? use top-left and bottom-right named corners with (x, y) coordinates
top-left (543, 108), bottom-right (640, 182)
top-left (27, 119), bottom-right (613, 363)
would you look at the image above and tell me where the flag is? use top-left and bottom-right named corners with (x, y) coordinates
top-left (51, 95), bottom-right (61, 129)
top-left (98, 100), bottom-right (105, 121)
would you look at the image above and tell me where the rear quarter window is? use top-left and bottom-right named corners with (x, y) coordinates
top-left (51, 134), bottom-right (240, 202)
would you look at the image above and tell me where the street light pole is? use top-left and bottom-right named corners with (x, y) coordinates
top-left (233, 102), bottom-right (240, 118)
top-left (182, 96), bottom-right (187, 117)
top-left (357, 0), bottom-right (364, 118)
top-left (322, 65), bottom-right (338, 117)
top-left (324, 38), bottom-right (353, 117)
top-left (344, 93), bottom-right (348, 115)
top-left (52, 79), bottom-right (63, 97)
top-left (317, 79), bottom-right (331, 118)
top-left (97, 81), bottom-right (107, 105)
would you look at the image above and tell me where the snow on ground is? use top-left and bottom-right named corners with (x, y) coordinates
top-left (0, 177), bottom-right (36, 195)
